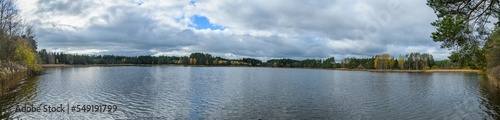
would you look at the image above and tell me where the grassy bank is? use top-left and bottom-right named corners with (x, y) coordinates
top-left (487, 74), bottom-right (500, 86)
top-left (0, 61), bottom-right (30, 96)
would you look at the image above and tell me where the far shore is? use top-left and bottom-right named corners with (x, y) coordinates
top-left (40, 64), bottom-right (182, 68)
top-left (40, 64), bottom-right (480, 73)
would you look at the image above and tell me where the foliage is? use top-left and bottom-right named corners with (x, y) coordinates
top-left (37, 51), bottom-right (262, 67)
top-left (427, 0), bottom-right (499, 43)
top-left (427, 0), bottom-right (498, 70)
top-left (322, 57), bottom-right (335, 68)
top-left (403, 53), bottom-right (435, 70)
top-left (342, 57), bottom-right (374, 69)
top-left (423, 66), bottom-right (431, 70)
top-left (14, 39), bottom-right (41, 72)
top-left (37, 51), bottom-right (479, 72)
top-left (398, 55), bottom-right (405, 69)
top-left (0, 0), bottom-right (41, 75)
top-left (486, 26), bottom-right (500, 78)
top-left (241, 58), bottom-right (262, 66)
top-left (434, 59), bottom-right (460, 69)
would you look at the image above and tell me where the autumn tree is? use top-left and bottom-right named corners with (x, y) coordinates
top-left (381, 54), bottom-right (392, 69)
top-left (14, 38), bottom-right (41, 73)
top-left (0, 0), bottom-right (41, 74)
top-left (398, 55), bottom-right (405, 69)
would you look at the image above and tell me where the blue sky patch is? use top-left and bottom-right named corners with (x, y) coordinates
top-left (190, 1), bottom-right (196, 6)
top-left (189, 15), bottom-right (224, 30)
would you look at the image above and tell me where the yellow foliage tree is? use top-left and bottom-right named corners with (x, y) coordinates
top-left (398, 55), bottom-right (405, 69)
top-left (381, 54), bottom-right (390, 69)
top-left (121, 58), bottom-right (127, 63)
top-left (388, 57), bottom-right (394, 69)
top-left (14, 40), bottom-right (41, 72)
top-left (374, 56), bottom-right (379, 69)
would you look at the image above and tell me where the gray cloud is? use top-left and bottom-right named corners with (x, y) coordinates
top-left (19, 0), bottom-right (448, 61)
top-left (36, 0), bottom-right (95, 16)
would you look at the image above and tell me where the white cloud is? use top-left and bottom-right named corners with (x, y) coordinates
top-left (50, 48), bottom-right (108, 55)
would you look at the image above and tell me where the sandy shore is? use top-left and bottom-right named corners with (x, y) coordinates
top-left (40, 64), bottom-right (70, 68)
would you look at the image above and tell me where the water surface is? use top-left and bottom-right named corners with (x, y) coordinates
top-left (1, 66), bottom-right (499, 119)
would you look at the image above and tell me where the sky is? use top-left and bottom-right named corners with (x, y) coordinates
top-left (16, 0), bottom-right (450, 61)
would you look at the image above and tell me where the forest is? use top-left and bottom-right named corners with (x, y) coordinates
top-left (37, 50), bottom-right (463, 70)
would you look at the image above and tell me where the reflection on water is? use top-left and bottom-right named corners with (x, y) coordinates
top-left (0, 76), bottom-right (39, 119)
top-left (479, 76), bottom-right (500, 118)
top-left (0, 66), bottom-right (499, 119)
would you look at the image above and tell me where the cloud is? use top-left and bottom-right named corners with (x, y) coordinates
top-left (17, 0), bottom-right (448, 61)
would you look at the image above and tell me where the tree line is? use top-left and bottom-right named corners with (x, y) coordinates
top-left (265, 52), bottom-right (462, 70)
top-left (38, 50), bottom-right (467, 70)
top-left (37, 51), bottom-right (263, 66)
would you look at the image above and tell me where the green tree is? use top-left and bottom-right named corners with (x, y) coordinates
top-left (322, 57), bottom-right (335, 68)
top-left (486, 26), bottom-right (500, 78)
top-left (427, 0), bottom-right (497, 70)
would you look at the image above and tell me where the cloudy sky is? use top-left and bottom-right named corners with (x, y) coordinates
top-left (16, 0), bottom-right (449, 61)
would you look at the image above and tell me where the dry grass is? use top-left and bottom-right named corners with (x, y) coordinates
top-left (40, 64), bottom-right (69, 68)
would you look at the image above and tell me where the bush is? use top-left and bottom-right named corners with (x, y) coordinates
top-left (14, 39), bottom-right (41, 73)
top-left (462, 66), bottom-right (471, 69)
top-left (357, 64), bottom-right (365, 69)
top-left (431, 66), bottom-right (439, 69)
top-left (423, 66), bottom-right (431, 70)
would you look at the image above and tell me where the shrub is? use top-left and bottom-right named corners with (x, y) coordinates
top-left (431, 66), bottom-right (439, 69)
top-left (423, 66), bottom-right (431, 70)
top-left (14, 39), bottom-right (41, 73)
top-left (462, 66), bottom-right (471, 70)
top-left (357, 64), bottom-right (365, 69)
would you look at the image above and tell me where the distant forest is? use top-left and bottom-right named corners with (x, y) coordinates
top-left (37, 50), bottom-right (465, 70)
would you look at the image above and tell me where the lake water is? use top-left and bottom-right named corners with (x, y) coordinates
top-left (1, 66), bottom-right (499, 119)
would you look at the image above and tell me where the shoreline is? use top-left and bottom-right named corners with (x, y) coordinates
top-left (40, 64), bottom-right (183, 68)
top-left (41, 64), bottom-right (480, 73)
top-left (368, 69), bottom-right (479, 73)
